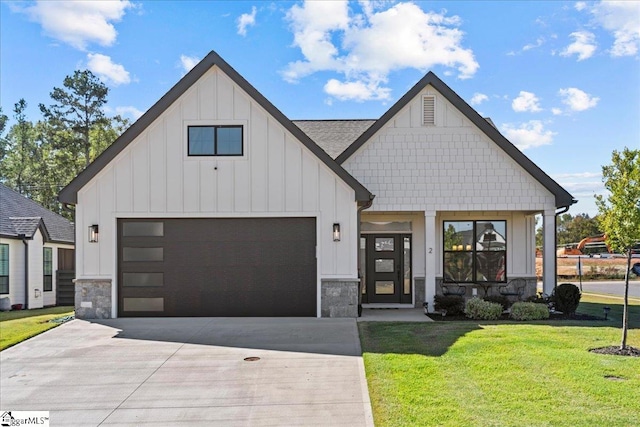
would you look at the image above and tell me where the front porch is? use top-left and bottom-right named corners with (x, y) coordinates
top-left (358, 210), bottom-right (557, 312)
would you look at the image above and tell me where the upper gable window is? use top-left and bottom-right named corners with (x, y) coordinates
top-left (188, 125), bottom-right (243, 156)
top-left (422, 95), bottom-right (435, 126)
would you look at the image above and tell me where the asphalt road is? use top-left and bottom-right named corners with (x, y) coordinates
top-left (540, 280), bottom-right (640, 299)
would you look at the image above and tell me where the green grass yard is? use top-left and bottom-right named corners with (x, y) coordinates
top-left (360, 295), bottom-right (640, 427)
top-left (0, 306), bottom-right (74, 351)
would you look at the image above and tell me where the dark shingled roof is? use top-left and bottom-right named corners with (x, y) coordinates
top-left (293, 120), bottom-right (375, 159)
top-left (1, 184), bottom-right (74, 243)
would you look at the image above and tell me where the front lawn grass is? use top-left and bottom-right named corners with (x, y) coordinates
top-left (0, 306), bottom-right (74, 351)
top-left (360, 296), bottom-right (640, 427)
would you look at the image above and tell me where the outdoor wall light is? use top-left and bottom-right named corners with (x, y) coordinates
top-left (603, 306), bottom-right (611, 320)
top-left (89, 224), bottom-right (99, 243)
top-left (333, 223), bottom-right (341, 242)
top-left (34, 289), bottom-right (41, 298)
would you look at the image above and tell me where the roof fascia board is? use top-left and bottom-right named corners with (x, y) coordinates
top-left (59, 51), bottom-right (372, 204)
top-left (336, 72), bottom-right (575, 208)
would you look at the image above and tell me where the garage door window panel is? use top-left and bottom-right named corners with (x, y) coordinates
top-left (123, 247), bottom-right (164, 262)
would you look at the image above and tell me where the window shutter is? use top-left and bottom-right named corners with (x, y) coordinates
top-left (422, 95), bottom-right (435, 126)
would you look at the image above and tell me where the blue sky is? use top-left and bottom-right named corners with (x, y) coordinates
top-left (2, 1), bottom-right (639, 216)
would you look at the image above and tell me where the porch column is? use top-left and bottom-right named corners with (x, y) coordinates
top-left (542, 210), bottom-right (556, 295)
top-left (425, 211), bottom-right (437, 309)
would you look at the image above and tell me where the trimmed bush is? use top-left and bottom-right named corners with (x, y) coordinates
top-left (553, 283), bottom-right (581, 315)
top-left (483, 295), bottom-right (510, 310)
top-left (464, 298), bottom-right (503, 320)
top-left (434, 295), bottom-right (465, 316)
top-left (510, 302), bottom-right (550, 321)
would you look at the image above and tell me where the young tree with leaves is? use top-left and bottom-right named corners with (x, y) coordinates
top-left (596, 148), bottom-right (640, 350)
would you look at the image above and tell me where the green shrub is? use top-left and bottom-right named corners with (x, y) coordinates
top-left (434, 295), bottom-right (465, 316)
top-left (552, 283), bottom-right (581, 314)
top-left (464, 298), bottom-right (503, 320)
top-left (483, 295), bottom-right (510, 310)
top-left (510, 302), bottom-right (550, 321)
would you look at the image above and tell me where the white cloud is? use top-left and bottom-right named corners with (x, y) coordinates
top-left (324, 78), bottom-right (391, 101)
top-left (17, 0), bottom-right (132, 50)
top-left (501, 120), bottom-right (556, 150)
top-left (558, 87), bottom-right (599, 112)
top-left (551, 108), bottom-right (563, 115)
top-left (86, 53), bottom-right (130, 86)
top-left (554, 172), bottom-right (601, 180)
top-left (574, 2), bottom-right (587, 12)
top-left (590, 1), bottom-right (640, 57)
top-left (237, 6), bottom-right (257, 36)
top-left (283, 1), bottom-right (478, 102)
top-left (115, 106), bottom-right (144, 120)
top-left (180, 55), bottom-right (200, 74)
top-left (512, 91), bottom-right (542, 113)
top-left (522, 37), bottom-right (545, 51)
top-left (470, 93), bottom-right (488, 106)
top-left (561, 31), bottom-right (597, 60)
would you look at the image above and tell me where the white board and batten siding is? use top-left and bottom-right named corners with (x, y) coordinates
top-left (75, 66), bottom-right (358, 281)
top-left (343, 85), bottom-right (553, 279)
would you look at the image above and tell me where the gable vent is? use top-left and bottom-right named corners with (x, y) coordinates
top-left (422, 95), bottom-right (435, 126)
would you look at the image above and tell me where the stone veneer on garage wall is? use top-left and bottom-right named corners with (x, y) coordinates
top-left (321, 279), bottom-right (360, 318)
top-left (75, 279), bottom-right (360, 319)
top-left (75, 279), bottom-right (112, 319)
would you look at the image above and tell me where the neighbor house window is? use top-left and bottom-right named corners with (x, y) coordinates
top-left (188, 125), bottom-right (243, 156)
top-left (443, 221), bottom-right (506, 283)
top-left (43, 247), bottom-right (53, 292)
top-left (0, 244), bottom-right (8, 294)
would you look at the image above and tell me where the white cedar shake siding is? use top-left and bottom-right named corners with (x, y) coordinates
top-left (75, 66), bottom-right (359, 316)
top-left (342, 84), bottom-right (557, 305)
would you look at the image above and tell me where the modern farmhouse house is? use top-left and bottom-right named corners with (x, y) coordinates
top-left (0, 184), bottom-right (75, 310)
top-left (59, 51), bottom-right (574, 319)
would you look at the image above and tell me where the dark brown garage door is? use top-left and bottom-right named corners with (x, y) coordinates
top-left (118, 218), bottom-right (316, 317)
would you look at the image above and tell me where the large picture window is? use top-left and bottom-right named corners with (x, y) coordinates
top-left (0, 244), bottom-right (8, 294)
top-left (443, 220), bottom-right (506, 283)
top-left (43, 247), bottom-right (53, 292)
top-left (188, 125), bottom-right (243, 156)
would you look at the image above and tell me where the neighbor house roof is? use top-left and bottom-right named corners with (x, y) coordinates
top-left (0, 184), bottom-right (74, 243)
top-left (58, 51), bottom-right (373, 205)
top-left (334, 71), bottom-right (576, 208)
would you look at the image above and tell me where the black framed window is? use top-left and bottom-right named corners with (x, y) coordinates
top-left (443, 220), bottom-right (506, 283)
top-left (43, 247), bottom-right (53, 292)
top-left (0, 244), bottom-right (8, 294)
top-left (188, 125), bottom-right (243, 156)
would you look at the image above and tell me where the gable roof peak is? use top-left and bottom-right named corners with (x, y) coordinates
top-left (58, 50), bottom-right (373, 204)
top-left (335, 71), bottom-right (575, 208)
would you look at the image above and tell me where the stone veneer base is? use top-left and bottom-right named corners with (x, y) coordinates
top-left (75, 279), bottom-right (112, 319)
top-left (321, 279), bottom-right (360, 318)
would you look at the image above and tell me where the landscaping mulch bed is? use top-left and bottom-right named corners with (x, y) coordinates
top-left (427, 312), bottom-right (605, 322)
top-left (589, 346), bottom-right (640, 357)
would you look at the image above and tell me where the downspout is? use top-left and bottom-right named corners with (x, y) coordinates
top-left (553, 206), bottom-right (571, 291)
top-left (356, 196), bottom-right (375, 316)
top-left (19, 234), bottom-right (28, 309)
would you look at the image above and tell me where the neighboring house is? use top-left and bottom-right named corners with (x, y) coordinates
top-left (0, 184), bottom-right (75, 309)
top-left (59, 51), bottom-right (574, 319)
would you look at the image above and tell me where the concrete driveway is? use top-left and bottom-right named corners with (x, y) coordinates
top-left (1, 317), bottom-right (374, 426)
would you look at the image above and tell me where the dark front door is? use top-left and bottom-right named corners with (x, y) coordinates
top-left (363, 234), bottom-right (412, 304)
